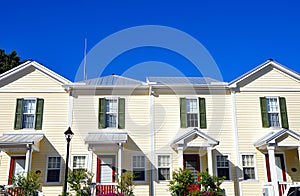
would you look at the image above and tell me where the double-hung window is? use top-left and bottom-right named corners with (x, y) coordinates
top-left (98, 98), bottom-right (125, 129)
top-left (241, 154), bottom-right (256, 180)
top-left (14, 98), bottom-right (44, 130)
top-left (180, 98), bottom-right (206, 129)
top-left (260, 97), bottom-right (288, 128)
top-left (72, 155), bottom-right (87, 171)
top-left (132, 155), bottom-right (146, 182)
top-left (46, 156), bottom-right (61, 183)
top-left (216, 155), bottom-right (230, 180)
top-left (157, 155), bottom-right (171, 181)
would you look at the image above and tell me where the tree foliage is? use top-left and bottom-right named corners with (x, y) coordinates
top-left (168, 168), bottom-right (195, 196)
top-left (116, 171), bottom-right (135, 196)
top-left (12, 171), bottom-right (41, 196)
top-left (67, 169), bottom-right (93, 196)
top-left (0, 49), bottom-right (23, 74)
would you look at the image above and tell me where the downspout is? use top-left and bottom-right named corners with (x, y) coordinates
top-left (149, 84), bottom-right (155, 196)
top-left (67, 87), bottom-right (74, 127)
top-left (231, 89), bottom-right (242, 196)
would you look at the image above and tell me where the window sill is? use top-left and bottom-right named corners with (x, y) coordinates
top-left (44, 182), bottom-right (62, 186)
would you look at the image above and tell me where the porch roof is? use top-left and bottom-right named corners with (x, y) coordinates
top-left (84, 132), bottom-right (128, 145)
top-left (171, 128), bottom-right (219, 148)
top-left (254, 129), bottom-right (300, 148)
top-left (0, 133), bottom-right (44, 152)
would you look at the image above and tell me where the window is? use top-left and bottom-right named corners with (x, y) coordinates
top-left (241, 154), bottom-right (256, 180)
top-left (14, 98), bottom-right (44, 130)
top-left (180, 98), bottom-right (206, 129)
top-left (99, 98), bottom-right (125, 129)
top-left (260, 97), bottom-right (288, 128)
top-left (132, 155), bottom-right (146, 181)
top-left (157, 155), bottom-right (171, 181)
top-left (216, 155), bottom-right (230, 180)
top-left (72, 155), bottom-right (87, 170)
top-left (46, 156), bottom-right (61, 183)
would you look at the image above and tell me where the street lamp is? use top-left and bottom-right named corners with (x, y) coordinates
top-left (63, 127), bottom-right (74, 194)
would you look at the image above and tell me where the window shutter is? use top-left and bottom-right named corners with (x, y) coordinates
top-left (14, 99), bottom-right (23, 130)
top-left (260, 97), bottom-right (269, 128)
top-left (98, 98), bottom-right (106, 129)
top-left (35, 98), bottom-right (44, 130)
top-left (118, 98), bottom-right (125, 129)
top-left (180, 98), bottom-right (187, 128)
top-left (279, 97), bottom-right (289, 129)
top-left (199, 98), bottom-right (207, 129)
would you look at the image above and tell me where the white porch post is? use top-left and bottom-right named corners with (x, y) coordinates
top-left (118, 143), bottom-right (123, 179)
top-left (267, 145), bottom-right (279, 196)
top-left (87, 147), bottom-right (93, 173)
top-left (24, 144), bottom-right (32, 174)
top-left (207, 146), bottom-right (213, 176)
top-left (177, 146), bottom-right (184, 169)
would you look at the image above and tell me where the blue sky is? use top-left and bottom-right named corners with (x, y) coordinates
top-left (1, 1), bottom-right (300, 82)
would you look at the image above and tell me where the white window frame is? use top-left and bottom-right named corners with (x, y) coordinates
top-left (266, 97), bottom-right (281, 127)
top-left (186, 98), bottom-right (199, 128)
top-left (240, 153), bottom-right (257, 181)
top-left (72, 155), bottom-right (88, 170)
top-left (156, 154), bottom-right (172, 182)
top-left (131, 155), bottom-right (146, 183)
top-left (215, 154), bottom-right (231, 181)
top-left (105, 98), bottom-right (118, 128)
top-left (21, 98), bottom-right (37, 129)
top-left (45, 155), bottom-right (62, 184)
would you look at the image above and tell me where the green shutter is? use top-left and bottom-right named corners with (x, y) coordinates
top-left (279, 97), bottom-right (289, 129)
top-left (35, 98), bottom-right (44, 130)
top-left (260, 97), bottom-right (269, 128)
top-left (118, 98), bottom-right (125, 129)
top-left (180, 98), bottom-right (187, 128)
top-left (199, 98), bottom-right (207, 129)
top-left (98, 98), bottom-right (106, 129)
top-left (14, 99), bottom-right (23, 130)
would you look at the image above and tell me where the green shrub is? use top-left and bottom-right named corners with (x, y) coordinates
top-left (67, 169), bottom-right (93, 196)
top-left (168, 168), bottom-right (195, 196)
top-left (116, 171), bottom-right (134, 196)
top-left (12, 171), bottom-right (40, 196)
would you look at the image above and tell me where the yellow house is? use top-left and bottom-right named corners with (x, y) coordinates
top-left (1, 59), bottom-right (300, 196)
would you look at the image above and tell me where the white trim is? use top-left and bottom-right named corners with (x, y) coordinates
top-left (44, 155), bottom-right (62, 185)
top-left (240, 153), bottom-right (258, 181)
top-left (215, 153), bottom-right (231, 181)
top-left (0, 89), bottom-right (67, 93)
top-left (156, 154), bottom-right (172, 182)
top-left (131, 154), bottom-right (147, 183)
top-left (238, 88), bottom-right (300, 92)
top-left (71, 154), bottom-right (88, 170)
top-left (68, 94), bottom-right (73, 127)
top-left (265, 97), bottom-right (281, 128)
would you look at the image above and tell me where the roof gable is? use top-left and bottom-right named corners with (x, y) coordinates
top-left (229, 60), bottom-right (300, 88)
top-left (0, 61), bottom-right (71, 85)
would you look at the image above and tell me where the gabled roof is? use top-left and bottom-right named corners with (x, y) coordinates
top-left (76, 75), bottom-right (146, 86)
top-left (171, 128), bottom-right (219, 148)
top-left (229, 59), bottom-right (300, 88)
top-left (254, 129), bottom-right (300, 147)
top-left (147, 77), bottom-right (227, 86)
top-left (0, 61), bottom-right (71, 85)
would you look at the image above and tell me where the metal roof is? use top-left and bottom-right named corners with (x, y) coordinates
top-left (85, 132), bottom-right (128, 144)
top-left (0, 133), bottom-right (44, 145)
top-left (147, 77), bottom-right (225, 85)
top-left (254, 129), bottom-right (300, 147)
top-left (77, 75), bottom-right (145, 86)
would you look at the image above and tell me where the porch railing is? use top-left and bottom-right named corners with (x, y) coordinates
top-left (91, 183), bottom-right (117, 195)
top-left (263, 182), bottom-right (298, 196)
top-left (278, 182), bottom-right (288, 196)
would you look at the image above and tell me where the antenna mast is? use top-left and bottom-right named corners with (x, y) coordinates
top-left (83, 38), bottom-right (87, 80)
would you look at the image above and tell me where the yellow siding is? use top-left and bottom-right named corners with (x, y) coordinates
top-left (0, 69), bottom-right (65, 90)
top-left (245, 69), bottom-right (300, 89)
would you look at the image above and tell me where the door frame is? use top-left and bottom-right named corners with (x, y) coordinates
top-left (265, 152), bottom-right (287, 182)
top-left (96, 154), bottom-right (117, 183)
top-left (8, 156), bottom-right (26, 185)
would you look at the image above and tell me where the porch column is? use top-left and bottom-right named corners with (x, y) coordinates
top-left (207, 146), bottom-right (213, 176)
top-left (24, 144), bottom-right (32, 174)
top-left (177, 146), bottom-right (184, 169)
top-left (118, 143), bottom-right (123, 179)
top-left (87, 147), bottom-right (93, 173)
top-left (267, 145), bottom-right (279, 196)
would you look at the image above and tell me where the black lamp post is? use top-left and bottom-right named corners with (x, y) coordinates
top-left (63, 127), bottom-right (74, 195)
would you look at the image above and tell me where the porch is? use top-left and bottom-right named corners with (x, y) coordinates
top-left (255, 129), bottom-right (300, 196)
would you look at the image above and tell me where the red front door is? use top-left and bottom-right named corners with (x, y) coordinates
top-left (8, 156), bottom-right (26, 184)
top-left (265, 154), bottom-right (287, 182)
top-left (184, 154), bottom-right (200, 181)
top-left (96, 155), bottom-right (116, 183)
